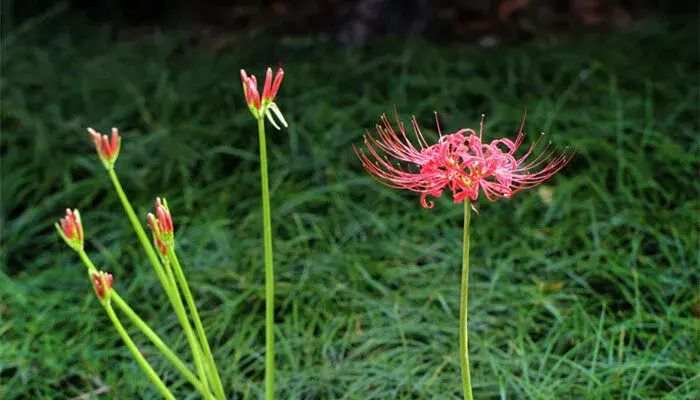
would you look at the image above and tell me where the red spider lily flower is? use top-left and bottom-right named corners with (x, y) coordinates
top-left (354, 110), bottom-right (573, 208)
top-left (87, 127), bottom-right (121, 168)
top-left (55, 208), bottom-right (84, 251)
top-left (91, 271), bottom-right (113, 299)
top-left (147, 197), bottom-right (173, 256)
top-left (240, 67), bottom-right (288, 130)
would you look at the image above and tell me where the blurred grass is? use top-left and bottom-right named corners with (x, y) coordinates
top-left (1, 14), bottom-right (699, 400)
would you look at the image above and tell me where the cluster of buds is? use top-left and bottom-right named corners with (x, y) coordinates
top-left (147, 197), bottom-right (174, 258)
top-left (91, 270), bottom-right (113, 301)
top-left (56, 209), bottom-right (84, 251)
top-left (240, 67), bottom-right (288, 130)
top-left (88, 127), bottom-right (121, 169)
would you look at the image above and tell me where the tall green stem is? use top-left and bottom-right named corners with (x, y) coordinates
top-left (168, 250), bottom-right (226, 400)
top-left (111, 293), bottom-right (217, 400)
top-left (257, 116), bottom-right (276, 400)
top-left (103, 301), bottom-right (176, 400)
top-left (106, 168), bottom-right (210, 396)
top-left (460, 199), bottom-right (473, 400)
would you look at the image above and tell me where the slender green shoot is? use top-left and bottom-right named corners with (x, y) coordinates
top-left (167, 248), bottom-right (226, 399)
top-left (104, 301), bottom-right (176, 400)
top-left (111, 292), bottom-right (218, 400)
top-left (460, 200), bottom-right (473, 400)
top-left (257, 116), bottom-right (276, 400)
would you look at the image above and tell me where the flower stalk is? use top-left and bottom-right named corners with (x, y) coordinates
top-left (103, 300), bottom-right (176, 400)
top-left (459, 199), bottom-right (473, 400)
top-left (111, 292), bottom-right (217, 400)
top-left (167, 246), bottom-right (226, 399)
top-left (148, 198), bottom-right (225, 399)
top-left (241, 66), bottom-right (287, 400)
top-left (258, 116), bottom-right (276, 400)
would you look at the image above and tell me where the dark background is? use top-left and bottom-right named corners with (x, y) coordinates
top-left (4, 0), bottom-right (699, 46)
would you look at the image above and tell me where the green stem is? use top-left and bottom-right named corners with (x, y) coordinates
top-left (77, 249), bottom-right (98, 273)
top-left (257, 116), bottom-right (275, 400)
top-left (168, 249), bottom-right (226, 400)
top-left (106, 168), bottom-right (210, 396)
top-left (460, 200), bottom-right (473, 400)
top-left (111, 292), bottom-right (217, 400)
top-left (103, 301), bottom-right (176, 400)
top-left (162, 258), bottom-right (211, 396)
top-left (107, 168), bottom-right (172, 295)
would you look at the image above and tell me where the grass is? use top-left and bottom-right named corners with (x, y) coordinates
top-left (1, 14), bottom-right (699, 399)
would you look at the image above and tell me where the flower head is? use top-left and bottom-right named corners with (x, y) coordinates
top-left (87, 127), bottom-right (121, 169)
top-left (91, 270), bottom-right (113, 300)
top-left (240, 67), bottom-right (288, 130)
top-left (56, 208), bottom-right (84, 251)
top-left (147, 197), bottom-right (173, 257)
top-left (354, 109), bottom-right (573, 208)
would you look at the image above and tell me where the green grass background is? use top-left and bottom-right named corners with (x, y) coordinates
top-left (1, 14), bottom-right (698, 400)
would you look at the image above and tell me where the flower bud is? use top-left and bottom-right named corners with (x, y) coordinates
top-left (55, 208), bottom-right (84, 251)
top-left (91, 270), bottom-right (113, 300)
top-left (87, 127), bottom-right (121, 169)
top-left (147, 197), bottom-right (174, 257)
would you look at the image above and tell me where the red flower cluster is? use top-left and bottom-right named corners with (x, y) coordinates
top-left (354, 111), bottom-right (573, 208)
top-left (147, 198), bottom-right (173, 256)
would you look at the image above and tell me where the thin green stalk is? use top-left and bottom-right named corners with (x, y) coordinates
top-left (460, 199), bottom-right (474, 400)
top-left (107, 168), bottom-right (172, 295)
top-left (168, 249), bottom-right (226, 400)
top-left (103, 301), bottom-right (176, 400)
top-left (111, 292), bottom-right (217, 400)
top-left (106, 168), bottom-right (210, 396)
top-left (257, 116), bottom-right (276, 400)
top-left (162, 257), bottom-right (211, 396)
top-left (78, 249), bottom-right (99, 273)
